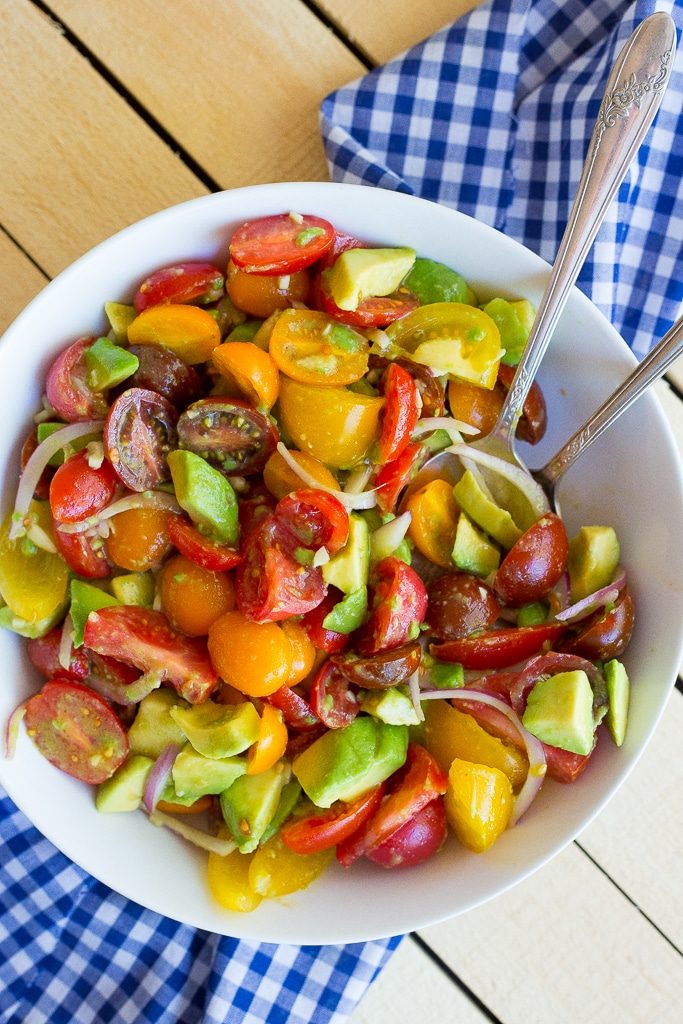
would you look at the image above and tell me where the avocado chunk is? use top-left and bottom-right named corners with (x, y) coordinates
top-left (259, 779), bottom-right (302, 845)
top-left (70, 579), bottom-right (120, 647)
top-left (604, 659), bottom-right (630, 747)
top-left (226, 319), bottom-right (263, 342)
top-left (481, 298), bottom-right (530, 367)
top-left (293, 717), bottom-right (409, 808)
top-left (220, 762), bottom-right (289, 852)
top-left (171, 744), bottom-right (246, 800)
top-left (36, 422), bottom-right (95, 467)
top-left (522, 670), bottom-right (595, 755)
top-left (322, 513), bottom-right (370, 594)
top-left (511, 299), bottom-right (536, 335)
top-left (326, 247), bottom-right (416, 311)
top-left (95, 754), bottom-right (154, 813)
top-left (568, 526), bottom-right (620, 602)
top-left (105, 301), bottom-right (137, 343)
top-left (322, 586), bottom-right (368, 634)
top-left (169, 701), bottom-right (260, 759)
top-left (451, 510), bottom-right (501, 575)
top-left (403, 257), bottom-right (476, 306)
top-left (453, 471), bottom-right (522, 549)
top-left (168, 449), bottom-right (239, 545)
top-left (360, 688), bottom-right (421, 726)
top-left (110, 572), bottom-right (155, 607)
top-left (127, 688), bottom-right (189, 759)
top-left (85, 336), bottom-right (139, 391)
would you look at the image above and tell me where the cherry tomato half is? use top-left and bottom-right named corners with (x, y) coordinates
top-left (431, 622), bottom-right (566, 669)
top-left (134, 262), bottom-right (224, 312)
top-left (45, 337), bottom-right (109, 423)
top-left (375, 443), bottom-right (425, 514)
top-left (54, 526), bottom-right (111, 579)
top-left (168, 515), bottom-right (242, 572)
top-left (124, 345), bottom-right (202, 407)
top-left (300, 589), bottom-right (350, 654)
top-left (281, 785), bottom-right (385, 855)
top-left (27, 628), bottom-right (89, 680)
top-left (309, 659), bottom-right (360, 729)
top-left (49, 450), bottom-right (118, 524)
top-left (275, 488), bottom-right (349, 556)
top-left (365, 797), bottom-right (447, 869)
top-left (560, 586), bottom-right (635, 661)
top-left (369, 355), bottom-right (446, 418)
top-left (104, 388), bottom-right (178, 492)
top-left (494, 513), bottom-right (569, 606)
top-left (176, 397), bottom-right (277, 476)
top-left (376, 363), bottom-right (420, 464)
top-left (426, 573), bottom-right (501, 640)
top-left (230, 214), bottom-right (335, 274)
top-left (357, 556), bottom-right (428, 655)
top-left (269, 310), bottom-right (369, 387)
top-left (332, 641), bottom-right (422, 689)
top-left (262, 686), bottom-right (319, 732)
top-left (315, 271), bottom-right (419, 328)
top-left (246, 704), bottom-right (288, 775)
top-left (448, 364), bottom-right (547, 445)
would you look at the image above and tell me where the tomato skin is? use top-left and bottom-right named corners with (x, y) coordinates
top-left (357, 556), bottom-right (428, 656)
top-left (263, 686), bottom-right (319, 732)
top-left (431, 623), bottom-right (566, 669)
top-left (332, 642), bottom-right (422, 689)
top-left (27, 628), bottom-right (89, 680)
top-left (300, 589), bottom-right (350, 654)
top-left (494, 514), bottom-right (569, 606)
top-left (104, 388), bottom-right (178, 492)
top-left (49, 450), bottom-right (118, 524)
top-left (275, 488), bottom-right (349, 556)
top-left (230, 214), bottom-right (335, 274)
top-left (246, 704), bottom-right (288, 775)
top-left (133, 262), bottom-right (224, 312)
top-left (309, 660), bottom-right (360, 729)
top-left (365, 797), bottom-right (447, 869)
top-left (281, 785), bottom-right (385, 855)
top-left (45, 337), bottom-right (109, 423)
top-left (124, 345), bottom-right (202, 407)
top-left (369, 355), bottom-right (446, 418)
top-left (426, 573), bottom-right (501, 640)
top-left (54, 525), bottom-right (111, 578)
top-left (168, 515), bottom-right (242, 572)
top-left (376, 363), bottom-right (420, 464)
top-left (269, 309), bottom-right (369, 387)
top-left (560, 587), bottom-right (635, 661)
top-left (448, 365), bottom-right (547, 445)
top-left (177, 397), bottom-right (278, 476)
top-left (375, 443), bottom-right (425, 514)
top-left (315, 271), bottom-right (419, 328)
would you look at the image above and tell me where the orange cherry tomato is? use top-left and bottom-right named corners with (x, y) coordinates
top-left (207, 609), bottom-right (294, 697)
top-left (159, 554), bottom-right (235, 636)
top-left (262, 448), bottom-right (339, 500)
top-left (269, 310), bottom-right (369, 386)
top-left (280, 619), bottom-right (316, 685)
top-left (106, 508), bottom-right (173, 571)
top-left (246, 704), bottom-right (288, 775)
top-left (212, 342), bottom-right (280, 411)
top-left (405, 478), bottom-right (459, 568)
top-left (227, 260), bottom-right (310, 318)
top-left (128, 304), bottom-right (221, 364)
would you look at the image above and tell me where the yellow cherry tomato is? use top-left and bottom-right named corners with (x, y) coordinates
top-left (159, 554), bottom-right (235, 636)
top-left (248, 832), bottom-right (334, 898)
top-left (263, 448), bottom-right (339, 500)
top-left (386, 302), bottom-right (503, 389)
top-left (106, 508), bottom-right (173, 572)
top-left (212, 341), bottom-right (280, 410)
top-left (423, 700), bottom-right (528, 791)
top-left (227, 260), bottom-right (310, 318)
top-left (278, 378), bottom-right (384, 469)
top-left (269, 310), bottom-right (369, 386)
top-left (405, 478), bottom-right (459, 568)
top-left (0, 502), bottom-right (69, 625)
top-left (280, 618), bottom-right (316, 685)
top-left (128, 303), bottom-right (221, 364)
top-left (207, 847), bottom-right (262, 913)
top-left (207, 610), bottom-right (294, 697)
top-left (444, 758), bottom-right (513, 853)
top-left (247, 705), bottom-right (288, 775)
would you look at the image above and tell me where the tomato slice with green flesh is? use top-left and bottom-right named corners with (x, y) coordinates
top-left (24, 677), bottom-right (128, 784)
top-left (104, 387), bottom-right (178, 492)
top-left (357, 556), bottom-right (428, 656)
top-left (336, 744), bottom-right (448, 867)
top-left (281, 785), bottom-right (385, 855)
top-left (300, 589), bottom-right (350, 654)
top-left (168, 515), bottom-right (242, 572)
top-left (83, 605), bottom-right (218, 704)
top-left (431, 623), bottom-right (567, 669)
top-left (177, 397), bottom-right (277, 476)
top-left (275, 488), bottom-right (349, 556)
top-left (366, 797), bottom-right (447, 869)
top-left (235, 515), bottom-right (327, 623)
top-left (376, 363), bottom-right (420, 464)
top-left (263, 685), bottom-right (319, 732)
top-left (54, 525), bottom-right (111, 579)
top-left (134, 262), bottom-right (224, 312)
top-left (269, 310), bottom-right (369, 386)
top-left (375, 442), bottom-right (425, 514)
top-left (314, 271), bottom-right (419, 328)
top-left (230, 214), bottom-right (335, 274)
top-left (494, 513), bottom-right (569, 606)
top-left (49, 450), bottom-right (118, 524)
top-left (309, 660), bottom-right (360, 729)
top-left (45, 337), bottom-right (109, 423)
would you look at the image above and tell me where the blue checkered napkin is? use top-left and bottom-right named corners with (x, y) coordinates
top-left (321, 0), bottom-right (683, 359)
top-left (0, 789), bottom-right (399, 1023)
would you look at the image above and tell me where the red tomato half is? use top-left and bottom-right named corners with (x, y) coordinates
top-left (431, 623), bottom-right (566, 670)
top-left (315, 271), bottom-right (419, 328)
top-left (49, 450), bottom-right (118, 524)
top-left (309, 660), bottom-right (360, 729)
top-left (300, 589), bottom-right (350, 654)
top-left (357, 556), bottom-right (428, 655)
top-left (281, 785), bottom-right (384, 855)
top-left (168, 515), bottom-right (242, 572)
top-left (230, 214), bottom-right (335, 274)
top-left (275, 489), bottom-right (349, 556)
top-left (263, 686), bottom-right (319, 732)
top-left (27, 629), bottom-right (89, 680)
top-left (365, 797), bottom-right (447, 869)
top-left (45, 337), bottom-right (109, 423)
top-left (376, 363), bottom-right (420, 464)
top-left (134, 262), bottom-right (224, 311)
top-left (104, 388), bottom-right (178, 492)
top-left (54, 526), bottom-right (111, 579)
top-left (375, 443), bottom-right (424, 514)
top-left (24, 678), bottom-right (128, 784)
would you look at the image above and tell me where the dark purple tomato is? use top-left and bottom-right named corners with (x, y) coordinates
top-left (494, 514), bottom-right (569, 607)
top-left (426, 573), bottom-right (500, 640)
top-left (124, 345), bottom-right (202, 407)
top-left (365, 798), bottom-right (447, 869)
top-left (176, 397), bottom-right (277, 475)
top-left (332, 642), bottom-right (422, 690)
top-left (104, 387), bottom-right (178, 491)
top-left (560, 586), bottom-right (635, 660)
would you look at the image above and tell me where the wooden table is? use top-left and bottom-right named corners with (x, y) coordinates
top-left (2, 3), bottom-right (682, 1022)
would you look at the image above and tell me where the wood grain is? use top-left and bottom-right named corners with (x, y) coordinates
top-left (0, 231), bottom-right (48, 334)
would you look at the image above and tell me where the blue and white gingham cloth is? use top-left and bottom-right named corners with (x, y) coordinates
top-left (2, 2), bottom-right (682, 1022)
top-left (322, 0), bottom-right (683, 358)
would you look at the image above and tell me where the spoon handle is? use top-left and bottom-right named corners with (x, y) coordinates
top-left (495, 12), bottom-right (676, 445)
top-left (538, 314), bottom-right (683, 489)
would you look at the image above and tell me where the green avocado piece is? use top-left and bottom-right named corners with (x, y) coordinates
top-left (403, 257), bottom-right (476, 306)
top-left (0, 605), bottom-right (65, 639)
top-left (168, 449), bottom-right (239, 545)
top-left (259, 779), bottom-right (302, 845)
top-left (220, 762), bottom-right (289, 853)
top-left (85, 336), bottom-right (139, 391)
top-left (226, 319), bottom-right (263, 341)
top-left (481, 298), bottom-right (530, 367)
top-left (36, 422), bottom-right (95, 467)
top-left (127, 689), bottom-right (189, 759)
top-left (70, 579), bottom-right (120, 647)
top-left (105, 301), bottom-right (137, 343)
top-left (171, 744), bottom-right (246, 800)
top-left (522, 670), bottom-right (595, 755)
top-left (293, 717), bottom-right (409, 809)
top-left (169, 701), bottom-right (261, 759)
top-left (511, 299), bottom-right (536, 335)
top-left (322, 513), bottom-right (370, 594)
top-left (421, 652), bottom-right (465, 689)
top-left (451, 510), bottom-right (501, 575)
top-left (517, 601), bottom-right (547, 626)
top-left (95, 754), bottom-right (154, 813)
top-left (453, 471), bottom-right (522, 550)
top-left (568, 526), bottom-right (620, 602)
top-left (322, 586), bottom-right (368, 634)
top-left (327, 247), bottom-right (416, 311)
top-left (604, 659), bottom-right (630, 747)
top-left (110, 572), bottom-right (155, 607)
top-left (360, 688), bottom-right (421, 726)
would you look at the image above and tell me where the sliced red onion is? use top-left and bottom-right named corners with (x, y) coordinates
top-left (412, 416), bottom-right (478, 441)
top-left (56, 491), bottom-right (182, 535)
top-left (370, 511), bottom-right (412, 562)
top-left (143, 742), bottom-right (182, 813)
top-left (11, 420), bottom-right (104, 540)
top-left (4, 701), bottom-right (27, 759)
top-left (420, 688), bottom-right (547, 825)
top-left (446, 443), bottom-right (550, 522)
top-left (276, 442), bottom-right (378, 510)
top-left (407, 671), bottom-right (424, 722)
top-left (58, 614), bottom-right (75, 671)
top-left (148, 809), bottom-right (237, 856)
top-left (554, 569), bottom-right (627, 624)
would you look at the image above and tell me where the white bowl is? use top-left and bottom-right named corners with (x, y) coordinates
top-left (1, 183), bottom-right (681, 945)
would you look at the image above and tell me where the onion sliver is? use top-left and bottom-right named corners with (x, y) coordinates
top-left (371, 511), bottom-right (412, 563)
top-left (10, 420), bottom-right (104, 540)
top-left (143, 742), bottom-right (182, 813)
top-left (148, 810), bottom-right (237, 856)
top-left (344, 463), bottom-right (373, 495)
top-left (56, 491), bottom-right (182, 535)
top-left (58, 614), bottom-right (75, 671)
top-left (313, 546), bottom-right (330, 568)
top-left (4, 701), bottom-right (27, 759)
top-left (554, 569), bottom-right (627, 624)
top-left (420, 688), bottom-right (547, 824)
top-left (408, 671), bottom-right (424, 722)
top-left (276, 443), bottom-right (378, 510)
top-left (412, 416), bottom-right (478, 441)
top-left (445, 443), bottom-right (550, 521)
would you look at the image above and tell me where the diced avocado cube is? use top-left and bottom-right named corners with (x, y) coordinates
top-left (293, 717), bottom-right (409, 808)
top-left (322, 586), bottom-right (368, 634)
top-left (36, 421), bottom-right (95, 467)
top-left (403, 257), bottom-right (476, 306)
top-left (326, 247), bottom-right (416, 311)
top-left (220, 762), bottom-right (289, 853)
top-left (517, 602), bottom-right (547, 626)
top-left (105, 302), bottom-right (137, 343)
top-left (568, 526), bottom-right (620, 602)
top-left (451, 510), bottom-right (501, 575)
top-left (95, 754), bottom-right (154, 813)
top-left (168, 449), bottom-right (239, 545)
top-left (511, 299), bottom-right (536, 335)
top-left (604, 659), bottom-right (630, 747)
top-left (322, 514), bottom-right (370, 594)
top-left (169, 701), bottom-right (261, 759)
top-left (226, 319), bottom-right (263, 342)
top-left (171, 744), bottom-right (246, 800)
top-left (70, 579), bottom-right (120, 647)
top-left (110, 572), bottom-right (155, 607)
top-left (481, 298), bottom-right (530, 367)
top-left (128, 689), bottom-right (189, 759)
top-left (259, 779), bottom-right (302, 845)
top-left (85, 336), bottom-right (139, 391)
top-left (522, 670), bottom-right (595, 756)
top-left (361, 688), bottom-right (421, 726)
top-left (422, 653), bottom-right (465, 689)
top-left (453, 471), bottom-right (522, 549)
